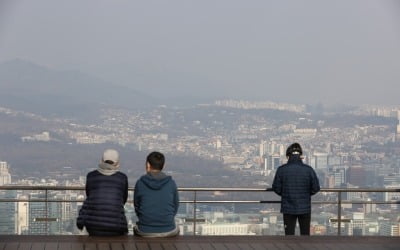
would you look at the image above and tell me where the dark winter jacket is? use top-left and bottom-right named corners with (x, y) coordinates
top-left (77, 169), bottom-right (128, 236)
top-left (272, 155), bottom-right (320, 214)
top-left (134, 172), bottom-right (179, 233)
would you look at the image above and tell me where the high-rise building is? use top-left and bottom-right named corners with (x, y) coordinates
top-left (29, 192), bottom-right (47, 235)
top-left (307, 155), bottom-right (316, 167)
top-left (326, 175), bottom-right (335, 188)
top-left (17, 195), bottom-right (29, 234)
top-left (383, 185), bottom-right (400, 210)
top-left (267, 154), bottom-right (281, 170)
top-left (328, 156), bottom-right (342, 166)
top-left (0, 190), bottom-right (17, 234)
top-left (278, 144), bottom-right (285, 156)
top-left (382, 174), bottom-right (400, 186)
top-left (259, 141), bottom-right (266, 158)
top-left (28, 192), bottom-right (62, 235)
top-left (263, 155), bottom-right (269, 176)
top-left (267, 141), bottom-right (277, 155)
top-left (346, 166), bottom-right (366, 187)
top-left (396, 123), bottom-right (400, 139)
top-left (264, 140), bottom-right (284, 156)
top-left (333, 168), bottom-right (346, 187)
top-left (314, 152), bottom-right (329, 170)
top-left (363, 198), bottom-right (376, 214)
top-left (215, 138), bottom-right (222, 149)
top-left (350, 212), bottom-right (365, 236)
top-left (55, 192), bottom-right (80, 233)
top-left (380, 220), bottom-right (400, 236)
top-left (0, 160), bottom-right (15, 234)
top-left (0, 161), bottom-right (11, 185)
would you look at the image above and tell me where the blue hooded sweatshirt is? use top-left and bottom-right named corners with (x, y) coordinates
top-left (134, 172), bottom-right (179, 233)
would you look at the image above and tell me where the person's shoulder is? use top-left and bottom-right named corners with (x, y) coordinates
top-left (115, 171), bottom-right (128, 182)
top-left (134, 174), bottom-right (147, 184)
top-left (301, 162), bottom-right (313, 168)
top-left (87, 170), bottom-right (99, 177)
top-left (277, 163), bottom-right (288, 169)
top-left (115, 171), bottom-right (128, 178)
top-left (169, 176), bottom-right (177, 184)
top-left (164, 174), bottom-right (177, 187)
top-left (301, 163), bottom-right (316, 171)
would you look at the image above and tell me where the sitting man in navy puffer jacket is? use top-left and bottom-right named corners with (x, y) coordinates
top-left (272, 143), bottom-right (320, 236)
top-left (134, 151), bottom-right (179, 237)
top-left (77, 149), bottom-right (128, 236)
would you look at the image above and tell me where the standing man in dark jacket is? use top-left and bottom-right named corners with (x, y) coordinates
top-left (272, 143), bottom-right (320, 235)
top-left (77, 149), bottom-right (128, 236)
top-left (134, 151), bottom-right (179, 237)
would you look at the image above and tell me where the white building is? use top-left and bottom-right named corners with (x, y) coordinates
top-left (17, 195), bottom-right (29, 234)
top-left (350, 212), bottom-right (365, 236)
top-left (21, 131), bottom-right (51, 142)
top-left (313, 152), bottom-right (329, 170)
top-left (380, 220), bottom-right (400, 236)
top-left (383, 185), bottom-right (400, 210)
top-left (199, 223), bottom-right (255, 235)
top-left (0, 161), bottom-right (11, 185)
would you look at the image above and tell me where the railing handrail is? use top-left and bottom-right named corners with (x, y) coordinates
top-left (1, 185), bottom-right (399, 236)
top-left (0, 185), bottom-right (399, 192)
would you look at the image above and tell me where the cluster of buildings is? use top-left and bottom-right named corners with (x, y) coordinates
top-left (214, 99), bottom-right (306, 113)
top-left (1, 101), bottom-right (400, 235)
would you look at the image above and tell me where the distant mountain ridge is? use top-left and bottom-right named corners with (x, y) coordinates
top-left (0, 59), bottom-right (153, 118)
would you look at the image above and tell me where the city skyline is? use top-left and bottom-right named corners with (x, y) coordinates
top-left (1, 98), bottom-right (400, 236)
top-left (0, 100), bottom-right (399, 186)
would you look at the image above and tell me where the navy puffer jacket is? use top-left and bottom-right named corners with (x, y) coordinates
top-left (272, 155), bottom-right (320, 214)
top-left (77, 170), bottom-right (128, 235)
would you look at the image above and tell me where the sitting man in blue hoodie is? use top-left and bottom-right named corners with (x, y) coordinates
top-left (134, 151), bottom-right (179, 237)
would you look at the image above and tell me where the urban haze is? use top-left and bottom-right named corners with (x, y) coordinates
top-left (0, 0), bottom-right (399, 104)
top-left (0, 0), bottom-right (400, 237)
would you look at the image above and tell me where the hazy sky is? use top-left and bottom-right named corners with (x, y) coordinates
top-left (0, 0), bottom-right (399, 105)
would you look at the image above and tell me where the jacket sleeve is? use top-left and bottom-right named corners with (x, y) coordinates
top-left (272, 168), bottom-right (282, 196)
top-left (85, 172), bottom-right (90, 197)
top-left (123, 175), bottom-right (128, 204)
top-left (76, 204), bottom-right (85, 230)
top-left (78, 174), bottom-right (90, 230)
top-left (310, 169), bottom-right (320, 195)
top-left (173, 181), bottom-right (179, 215)
top-left (133, 181), bottom-right (140, 215)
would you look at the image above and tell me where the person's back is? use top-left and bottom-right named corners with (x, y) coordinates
top-left (272, 143), bottom-right (320, 235)
top-left (77, 149), bottom-right (128, 236)
top-left (273, 155), bottom-right (319, 214)
top-left (134, 151), bottom-right (179, 237)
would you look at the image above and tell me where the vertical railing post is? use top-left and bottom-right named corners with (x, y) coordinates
top-left (337, 191), bottom-right (342, 236)
top-left (193, 191), bottom-right (197, 236)
top-left (45, 189), bottom-right (48, 235)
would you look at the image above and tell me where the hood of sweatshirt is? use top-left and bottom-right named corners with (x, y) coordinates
top-left (140, 172), bottom-right (172, 190)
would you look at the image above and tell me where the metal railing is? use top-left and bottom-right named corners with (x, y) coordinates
top-left (0, 186), bottom-right (399, 236)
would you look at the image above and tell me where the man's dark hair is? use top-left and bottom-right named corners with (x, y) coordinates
top-left (286, 143), bottom-right (303, 157)
top-left (146, 151), bottom-right (165, 170)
